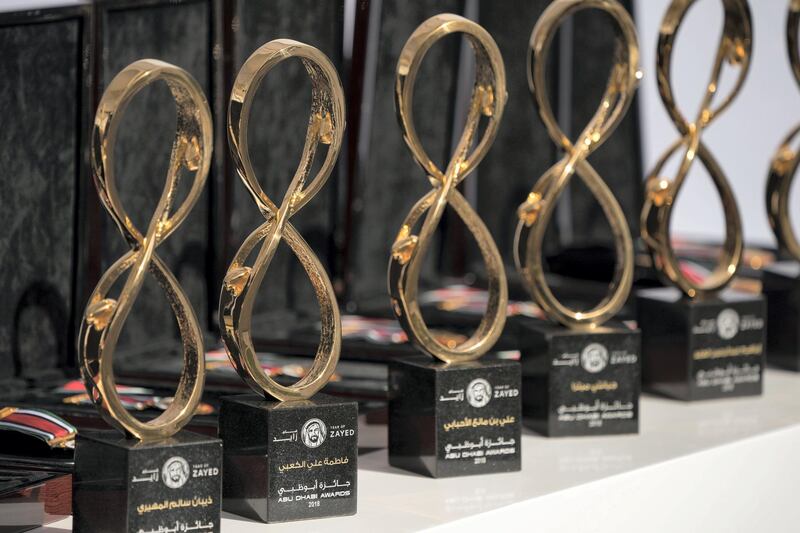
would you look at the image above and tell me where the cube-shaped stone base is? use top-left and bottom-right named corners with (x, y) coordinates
top-left (72, 430), bottom-right (222, 533)
top-left (637, 287), bottom-right (765, 401)
top-left (763, 261), bottom-right (800, 371)
top-left (388, 356), bottom-right (521, 478)
top-left (219, 394), bottom-right (357, 523)
top-left (518, 319), bottom-right (640, 437)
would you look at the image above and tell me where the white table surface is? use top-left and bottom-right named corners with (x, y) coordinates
top-left (39, 368), bottom-right (800, 532)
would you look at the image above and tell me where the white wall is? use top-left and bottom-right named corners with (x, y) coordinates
top-left (635, 0), bottom-right (799, 247)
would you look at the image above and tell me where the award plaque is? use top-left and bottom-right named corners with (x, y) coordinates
top-left (217, 40), bottom-right (357, 523)
top-left (73, 60), bottom-right (221, 532)
top-left (514, 0), bottom-right (641, 437)
top-left (763, 1), bottom-right (800, 371)
top-left (638, 0), bottom-right (764, 400)
top-left (387, 14), bottom-right (521, 478)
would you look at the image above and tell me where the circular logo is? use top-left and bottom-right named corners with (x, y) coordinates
top-left (161, 456), bottom-right (189, 489)
top-left (466, 378), bottom-right (492, 408)
top-left (717, 308), bottom-right (740, 340)
top-left (301, 418), bottom-right (327, 448)
top-left (581, 343), bottom-right (609, 373)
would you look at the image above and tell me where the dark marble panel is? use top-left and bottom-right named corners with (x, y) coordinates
top-left (226, 0), bottom-right (343, 327)
top-left (0, 17), bottom-right (81, 380)
top-left (347, 0), bottom-right (464, 309)
top-left (476, 0), bottom-right (557, 268)
top-left (97, 1), bottom-right (212, 360)
top-left (569, 0), bottom-right (643, 244)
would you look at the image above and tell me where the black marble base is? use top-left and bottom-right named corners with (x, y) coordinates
top-left (219, 394), bottom-right (357, 523)
top-left (72, 430), bottom-right (222, 533)
top-left (518, 319), bottom-right (640, 437)
top-left (637, 287), bottom-right (765, 401)
top-left (762, 261), bottom-right (800, 371)
top-left (388, 356), bottom-right (521, 478)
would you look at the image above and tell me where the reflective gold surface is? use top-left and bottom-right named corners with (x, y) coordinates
top-left (80, 60), bottom-right (212, 440)
top-left (641, 0), bottom-right (751, 299)
top-left (220, 40), bottom-right (343, 401)
top-left (514, 0), bottom-right (639, 329)
top-left (766, 0), bottom-right (800, 261)
top-left (388, 14), bottom-right (508, 363)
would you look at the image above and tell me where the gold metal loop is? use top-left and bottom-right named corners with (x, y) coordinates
top-left (220, 40), bottom-right (344, 401)
top-left (514, 0), bottom-right (638, 330)
top-left (388, 14), bottom-right (508, 363)
top-left (766, 1), bottom-right (800, 261)
top-left (641, 0), bottom-right (750, 299)
top-left (80, 59), bottom-right (212, 440)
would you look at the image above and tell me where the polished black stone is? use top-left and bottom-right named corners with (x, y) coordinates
top-left (763, 261), bottom-right (800, 371)
top-left (72, 430), bottom-right (222, 533)
top-left (388, 356), bottom-right (521, 478)
top-left (219, 393), bottom-right (357, 523)
top-left (637, 287), bottom-right (765, 401)
top-left (518, 319), bottom-right (640, 437)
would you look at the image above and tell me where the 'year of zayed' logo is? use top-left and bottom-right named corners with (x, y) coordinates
top-left (161, 456), bottom-right (189, 489)
top-left (301, 418), bottom-right (327, 448)
top-left (716, 309), bottom-right (739, 340)
top-left (581, 343), bottom-right (609, 373)
top-left (466, 378), bottom-right (492, 408)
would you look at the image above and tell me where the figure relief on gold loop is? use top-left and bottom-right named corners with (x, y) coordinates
top-left (79, 60), bottom-right (212, 440)
top-left (641, 0), bottom-right (751, 299)
top-left (388, 14), bottom-right (508, 364)
top-left (513, 0), bottom-right (639, 330)
top-left (766, 0), bottom-right (800, 261)
top-left (220, 40), bottom-right (344, 401)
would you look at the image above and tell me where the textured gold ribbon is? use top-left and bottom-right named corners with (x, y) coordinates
top-left (641, 0), bottom-right (751, 298)
top-left (515, 0), bottom-right (639, 329)
top-left (388, 14), bottom-right (508, 363)
top-left (220, 40), bottom-right (344, 401)
top-left (80, 60), bottom-right (212, 440)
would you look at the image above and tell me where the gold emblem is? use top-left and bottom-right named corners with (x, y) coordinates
top-left (79, 60), bottom-right (212, 440)
top-left (388, 14), bottom-right (508, 363)
top-left (220, 40), bottom-right (344, 401)
top-left (514, 0), bottom-right (639, 329)
top-left (640, 0), bottom-right (751, 299)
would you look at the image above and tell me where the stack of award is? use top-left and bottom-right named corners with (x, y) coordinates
top-left (217, 40), bottom-right (358, 523)
top-left (73, 60), bottom-right (222, 532)
top-left (514, 0), bottom-right (641, 437)
top-left (386, 14), bottom-right (521, 478)
top-left (638, 0), bottom-right (765, 400)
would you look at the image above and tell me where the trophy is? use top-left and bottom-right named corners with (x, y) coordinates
top-left (72, 60), bottom-right (221, 532)
top-left (387, 14), bottom-right (521, 478)
top-left (763, 0), bottom-right (800, 371)
top-left (217, 40), bottom-right (357, 523)
top-left (514, 0), bottom-right (641, 437)
top-left (638, 0), bottom-right (764, 400)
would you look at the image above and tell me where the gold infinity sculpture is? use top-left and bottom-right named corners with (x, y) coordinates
top-left (514, 0), bottom-right (639, 330)
top-left (388, 14), bottom-right (508, 363)
top-left (641, 0), bottom-right (751, 298)
top-left (766, 0), bottom-right (800, 261)
top-left (80, 60), bottom-right (212, 440)
top-left (220, 40), bottom-right (343, 401)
